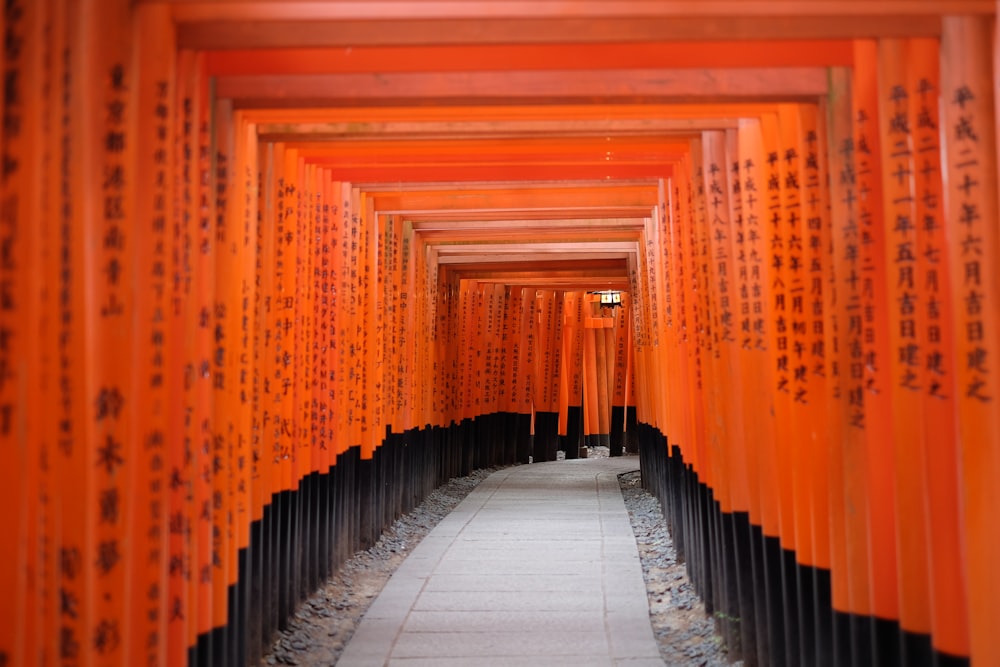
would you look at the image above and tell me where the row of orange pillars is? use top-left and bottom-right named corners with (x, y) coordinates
top-left (3, 4), bottom-right (1000, 667)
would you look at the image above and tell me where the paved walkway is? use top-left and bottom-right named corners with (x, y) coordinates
top-left (337, 456), bottom-right (664, 666)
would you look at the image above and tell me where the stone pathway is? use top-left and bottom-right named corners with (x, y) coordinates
top-left (337, 457), bottom-right (663, 666)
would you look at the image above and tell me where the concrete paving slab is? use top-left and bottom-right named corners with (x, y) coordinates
top-left (337, 456), bottom-right (664, 666)
top-left (423, 573), bottom-right (604, 593)
top-left (402, 610), bottom-right (607, 633)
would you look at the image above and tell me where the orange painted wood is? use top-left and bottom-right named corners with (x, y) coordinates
top-left (735, 118), bottom-right (772, 531)
top-left (797, 103), bottom-right (833, 571)
top-left (370, 185), bottom-right (658, 216)
top-left (303, 164), bottom-right (671, 183)
top-left (358, 190), bottom-right (375, 456)
top-left (760, 112), bottom-right (796, 550)
top-left (876, 37), bottom-right (932, 638)
top-left (483, 283), bottom-right (497, 421)
top-left (504, 287), bottom-right (522, 417)
top-left (596, 323), bottom-right (612, 441)
top-left (194, 50), bottom-right (218, 643)
top-left (424, 233), bottom-right (440, 429)
top-left (242, 102), bottom-right (794, 129)
top-left (550, 291), bottom-right (565, 420)
top-left (250, 140), bottom-right (272, 543)
top-left (24, 3), bottom-right (44, 658)
top-left (128, 10), bottom-right (174, 665)
top-left (941, 17), bottom-right (1000, 666)
top-left (298, 160), bottom-right (315, 477)
top-left (534, 290), bottom-right (557, 414)
top-left (700, 130), bottom-right (736, 514)
top-left (303, 163), bottom-right (322, 471)
top-left (657, 194), bottom-right (674, 439)
top-left (399, 220), bottom-right (416, 432)
top-left (493, 285), bottom-right (509, 421)
top-left (297, 135), bottom-right (690, 161)
top-left (82, 1), bottom-right (136, 662)
top-left (519, 288), bottom-right (536, 418)
top-left (456, 279), bottom-right (472, 424)
top-left (215, 68), bottom-right (831, 108)
top-left (359, 186), bottom-right (375, 449)
top-left (203, 41), bottom-right (855, 77)
top-left (343, 182), bottom-right (363, 451)
top-left (582, 306), bottom-right (599, 441)
top-left (673, 155), bottom-right (699, 468)
top-left (777, 102), bottom-right (813, 567)
top-left (825, 66), bottom-right (860, 619)
top-left (175, 15), bottom-right (943, 51)
top-left (641, 184), bottom-right (665, 436)
top-left (163, 0), bottom-right (980, 23)
top-left (10, 1), bottom-right (51, 663)
top-left (473, 283), bottom-right (488, 420)
top-left (236, 113), bottom-right (259, 544)
top-left (169, 47), bottom-right (197, 659)
top-left (735, 118), bottom-right (778, 534)
top-left (382, 213), bottom-right (402, 434)
top-left (1, 0), bottom-right (30, 663)
top-left (903, 37), bottom-right (970, 658)
top-left (853, 38), bottom-right (899, 625)
top-left (721, 128), bottom-right (753, 516)
top-left (601, 313), bottom-right (616, 438)
top-left (52, 3), bottom-right (98, 662)
top-left (273, 144), bottom-right (294, 486)
top-left (684, 141), bottom-right (708, 479)
top-left (470, 283), bottom-right (484, 421)
top-left (37, 2), bottom-right (68, 661)
top-left (212, 96), bottom-right (237, 636)
top-left (611, 295), bottom-right (630, 411)
top-left (564, 292), bottom-right (586, 435)
top-left (333, 177), bottom-right (350, 446)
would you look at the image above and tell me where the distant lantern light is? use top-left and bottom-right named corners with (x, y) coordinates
top-left (595, 290), bottom-right (622, 307)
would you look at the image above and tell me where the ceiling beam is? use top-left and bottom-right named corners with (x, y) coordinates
top-left (219, 68), bottom-right (830, 107)
top-left (369, 186), bottom-right (658, 213)
top-left (409, 217), bottom-right (646, 231)
top-left (204, 41), bottom-right (855, 76)
top-left (436, 252), bottom-right (634, 265)
top-left (313, 164), bottom-right (672, 182)
top-left (398, 208), bottom-right (654, 222)
top-left (178, 16), bottom-right (948, 49)
top-left (163, 1), bottom-right (990, 22)
top-left (257, 118), bottom-right (737, 142)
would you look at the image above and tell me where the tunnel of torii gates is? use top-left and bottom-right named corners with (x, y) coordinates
top-left (4, 1), bottom-right (1000, 667)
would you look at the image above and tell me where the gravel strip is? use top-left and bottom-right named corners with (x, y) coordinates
top-left (619, 468), bottom-right (730, 667)
top-left (261, 449), bottom-right (729, 666)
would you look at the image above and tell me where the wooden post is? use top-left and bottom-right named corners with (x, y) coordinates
top-left (853, 39), bottom-right (901, 666)
top-left (876, 36), bottom-right (933, 661)
top-left (738, 116), bottom-right (780, 667)
top-left (941, 17), bottom-right (1000, 667)
top-left (902, 36), bottom-right (970, 663)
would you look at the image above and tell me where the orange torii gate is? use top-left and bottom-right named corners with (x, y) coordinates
top-left (2, 2), bottom-right (999, 667)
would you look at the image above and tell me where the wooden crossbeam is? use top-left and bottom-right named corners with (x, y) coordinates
top-left (437, 251), bottom-right (634, 265)
top-left (218, 68), bottom-right (830, 107)
top-left (204, 42), bottom-right (856, 76)
top-left (410, 217), bottom-right (646, 231)
top-left (321, 164), bottom-right (671, 181)
top-left (241, 103), bottom-right (794, 125)
top-left (178, 16), bottom-right (948, 50)
top-left (369, 186), bottom-right (658, 213)
top-left (161, 1), bottom-right (991, 22)
top-left (398, 207), bottom-right (655, 222)
top-left (288, 136), bottom-right (692, 158)
top-left (256, 118), bottom-right (738, 142)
